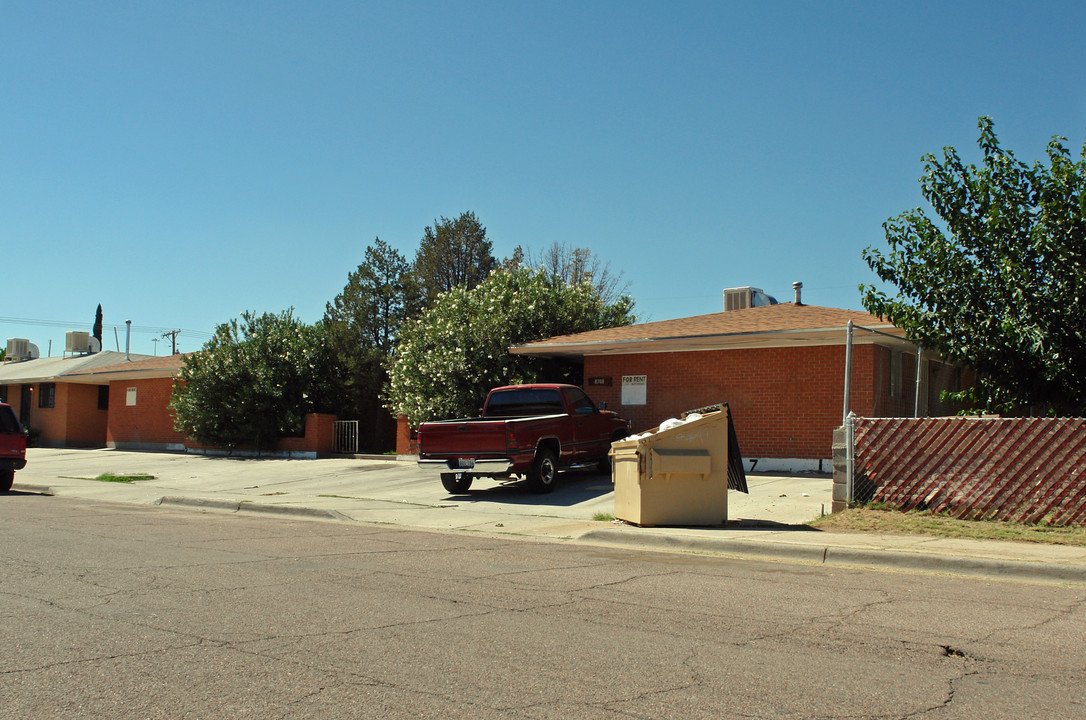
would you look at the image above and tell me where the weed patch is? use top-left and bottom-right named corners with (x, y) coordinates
top-left (92, 472), bottom-right (156, 483)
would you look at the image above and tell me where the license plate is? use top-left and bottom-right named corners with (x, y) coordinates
top-left (457, 458), bottom-right (476, 469)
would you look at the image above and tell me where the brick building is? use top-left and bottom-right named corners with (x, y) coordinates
top-left (64, 354), bottom-right (191, 451)
top-left (508, 300), bottom-right (963, 472)
top-left (0, 350), bottom-right (149, 448)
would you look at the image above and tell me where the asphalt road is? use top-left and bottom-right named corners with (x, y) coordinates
top-left (3, 495), bottom-right (1085, 719)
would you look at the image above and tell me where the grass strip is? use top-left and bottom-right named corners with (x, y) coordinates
top-left (91, 472), bottom-right (157, 483)
top-left (811, 506), bottom-right (1086, 546)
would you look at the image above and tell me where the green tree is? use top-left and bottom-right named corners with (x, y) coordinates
top-left (92, 304), bottom-right (103, 350)
top-left (323, 239), bottom-right (419, 450)
top-left (413, 211), bottom-right (495, 305)
top-left (170, 309), bottom-right (340, 450)
top-left (386, 267), bottom-right (635, 426)
top-left (861, 117), bottom-right (1086, 415)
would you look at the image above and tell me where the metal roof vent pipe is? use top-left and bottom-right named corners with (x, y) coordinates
top-left (793, 281), bottom-right (803, 306)
top-left (125, 320), bottom-right (132, 360)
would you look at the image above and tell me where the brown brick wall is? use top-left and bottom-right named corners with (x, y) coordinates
top-left (63, 384), bottom-right (108, 447)
top-left (277, 413), bottom-right (337, 456)
top-left (391, 343), bottom-right (911, 461)
top-left (396, 414), bottom-right (418, 455)
top-left (16, 382), bottom-right (106, 448)
top-left (584, 345), bottom-right (887, 461)
top-left (107, 378), bottom-right (188, 447)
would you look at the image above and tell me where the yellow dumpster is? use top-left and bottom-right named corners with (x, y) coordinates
top-left (610, 404), bottom-right (747, 527)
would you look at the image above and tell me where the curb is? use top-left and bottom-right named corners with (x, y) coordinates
top-left (579, 529), bottom-right (1086, 584)
top-left (15, 483), bottom-right (1086, 585)
top-left (10, 483), bottom-right (56, 496)
top-left (155, 496), bottom-right (351, 522)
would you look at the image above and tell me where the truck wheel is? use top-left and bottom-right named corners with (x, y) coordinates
top-left (0, 470), bottom-right (13, 492)
top-left (527, 449), bottom-right (558, 493)
top-left (440, 473), bottom-right (472, 494)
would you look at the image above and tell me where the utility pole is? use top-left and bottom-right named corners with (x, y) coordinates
top-left (162, 330), bottom-right (181, 355)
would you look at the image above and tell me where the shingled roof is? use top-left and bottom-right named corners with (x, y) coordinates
top-left (61, 353), bottom-right (192, 383)
top-left (511, 303), bottom-right (905, 359)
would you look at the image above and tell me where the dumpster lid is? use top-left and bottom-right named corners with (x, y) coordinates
top-left (680, 403), bottom-right (748, 493)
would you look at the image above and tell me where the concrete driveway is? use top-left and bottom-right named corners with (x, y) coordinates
top-left (14, 447), bottom-right (832, 533)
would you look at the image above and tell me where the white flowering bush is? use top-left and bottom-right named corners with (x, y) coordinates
top-left (386, 267), bottom-right (634, 426)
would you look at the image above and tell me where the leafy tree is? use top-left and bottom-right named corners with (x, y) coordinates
top-left (386, 267), bottom-right (635, 426)
top-left (92, 304), bottom-right (103, 350)
top-left (413, 211), bottom-right (495, 305)
top-left (170, 310), bottom-right (340, 450)
top-left (323, 239), bottom-right (419, 450)
top-left (517, 241), bottom-right (633, 308)
top-left (861, 117), bottom-right (1086, 415)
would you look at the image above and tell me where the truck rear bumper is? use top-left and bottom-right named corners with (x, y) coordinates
top-left (0, 457), bottom-right (27, 471)
top-left (417, 458), bottom-right (514, 476)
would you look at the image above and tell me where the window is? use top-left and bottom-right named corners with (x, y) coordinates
top-left (0, 385), bottom-right (7, 403)
top-left (566, 388), bottom-right (596, 414)
top-left (485, 388), bottom-right (563, 417)
top-left (889, 351), bottom-right (902, 399)
top-left (39, 382), bottom-right (56, 409)
top-left (98, 385), bottom-right (110, 410)
top-left (0, 404), bottom-right (19, 434)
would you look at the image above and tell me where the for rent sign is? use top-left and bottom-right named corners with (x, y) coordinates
top-left (621, 375), bottom-right (646, 405)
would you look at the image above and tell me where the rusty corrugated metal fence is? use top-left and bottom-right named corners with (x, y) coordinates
top-left (851, 417), bottom-right (1086, 525)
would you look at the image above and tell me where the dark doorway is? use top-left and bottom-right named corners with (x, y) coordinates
top-left (19, 385), bottom-right (31, 425)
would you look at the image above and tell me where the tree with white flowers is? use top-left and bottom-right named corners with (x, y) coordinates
top-left (386, 267), bottom-right (634, 426)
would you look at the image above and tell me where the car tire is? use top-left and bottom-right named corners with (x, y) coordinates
top-left (0, 469), bottom-right (13, 493)
top-left (440, 473), bottom-right (472, 494)
top-left (527, 449), bottom-right (558, 493)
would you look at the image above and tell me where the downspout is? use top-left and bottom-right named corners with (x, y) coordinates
top-left (914, 346), bottom-right (924, 417)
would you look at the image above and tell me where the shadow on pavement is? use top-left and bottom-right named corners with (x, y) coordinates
top-left (725, 519), bottom-right (822, 532)
top-left (444, 469), bottom-right (613, 508)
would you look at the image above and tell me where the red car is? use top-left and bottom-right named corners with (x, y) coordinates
top-left (0, 402), bottom-right (27, 492)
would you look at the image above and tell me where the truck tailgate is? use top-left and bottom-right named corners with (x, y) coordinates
top-left (418, 419), bottom-right (509, 457)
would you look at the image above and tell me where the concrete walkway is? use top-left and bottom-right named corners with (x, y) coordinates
top-left (12, 448), bottom-right (1086, 584)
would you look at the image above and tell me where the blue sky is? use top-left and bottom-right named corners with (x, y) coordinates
top-left (3, 1), bottom-right (1084, 356)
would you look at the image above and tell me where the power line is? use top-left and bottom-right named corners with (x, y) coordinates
top-left (0, 316), bottom-right (213, 340)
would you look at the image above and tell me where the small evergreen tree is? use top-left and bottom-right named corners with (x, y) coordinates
top-left (92, 304), bottom-right (103, 351)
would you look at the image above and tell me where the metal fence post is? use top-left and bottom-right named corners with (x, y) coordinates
top-left (845, 412), bottom-right (855, 504)
top-left (842, 320), bottom-right (853, 423)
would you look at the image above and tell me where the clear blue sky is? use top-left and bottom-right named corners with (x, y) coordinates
top-left (3, 1), bottom-right (1084, 356)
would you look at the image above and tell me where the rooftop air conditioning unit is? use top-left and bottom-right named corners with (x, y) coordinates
top-left (723, 287), bottom-right (778, 312)
top-left (66, 331), bottom-right (91, 354)
top-left (5, 338), bottom-right (38, 361)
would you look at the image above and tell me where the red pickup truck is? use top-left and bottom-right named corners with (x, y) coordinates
top-left (0, 402), bottom-right (27, 492)
top-left (417, 384), bottom-right (630, 494)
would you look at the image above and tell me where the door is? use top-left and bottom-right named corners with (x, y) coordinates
top-left (19, 385), bottom-right (31, 425)
top-left (566, 387), bottom-right (612, 460)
